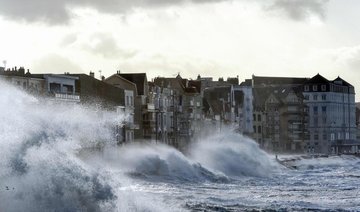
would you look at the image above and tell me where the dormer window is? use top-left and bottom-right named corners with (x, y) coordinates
top-left (321, 85), bottom-right (326, 91)
top-left (304, 85), bottom-right (309, 91)
top-left (313, 85), bottom-right (318, 91)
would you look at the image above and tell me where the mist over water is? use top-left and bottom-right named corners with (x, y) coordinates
top-left (1, 79), bottom-right (360, 211)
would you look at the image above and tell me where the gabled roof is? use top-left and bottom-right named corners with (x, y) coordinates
top-left (265, 93), bottom-right (281, 105)
top-left (305, 73), bottom-right (329, 84)
top-left (332, 76), bottom-right (353, 87)
top-left (253, 85), bottom-right (303, 109)
top-left (154, 77), bottom-right (185, 92)
top-left (118, 73), bottom-right (147, 95)
top-left (105, 74), bottom-right (138, 96)
top-left (188, 80), bottom-right (201, 93)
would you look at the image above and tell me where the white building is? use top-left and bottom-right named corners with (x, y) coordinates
top-left (303, 74), bottom-right (357, 154)
top-left (235, 81), bottom-right (254, 135)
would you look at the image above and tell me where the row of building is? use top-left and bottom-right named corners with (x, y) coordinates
top-left (1, 66), bottom-right (359, 154)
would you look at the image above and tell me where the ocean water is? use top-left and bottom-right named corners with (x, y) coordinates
top-left (1, 80), bottom-right (359, 212)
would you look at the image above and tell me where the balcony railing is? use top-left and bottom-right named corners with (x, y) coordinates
top-left (53, 92), bottom-right (80, 102)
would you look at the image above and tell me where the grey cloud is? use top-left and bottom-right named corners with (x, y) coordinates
top-left (31, 54), bottom-right (83, 73)
top-left (0, 0), bottom-right (227, 24)
top-left (266, 0), bottom-right (329, 21)
top-left (61, 33), bottom-right (78, 46)
top-left (82, 34), bottom-right (137, 59)
top-left (0, 0), bottom-right (72, 24)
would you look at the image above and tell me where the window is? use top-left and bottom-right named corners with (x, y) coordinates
top-left (253, 114), bottom-right (256, 121)
top-left (49, 83), bottom-right (61, 93)
top-left (304, 85), bottom-right (309, 91)
top-left (314, 117), bottom-right (318, 126)
top-left (322, 106), bottom-right (326, 113)
top-left (321, 94), bottom-right (326, 100)
top-left (126, 96), bottom-right (129, 106)
top-left (313, 106), bottom-right (318, 114)
top-left (314, 134), bottom-right (319, 140)
top-left (323, 133), bottom-right (327, 140)
top-left (313, 85), bottom-right (318, 91)
top-left (321, 85), bottom-right (326, 91)
top-left (258, 126), bottom-right (261, 133)
top-left (313, 95), bottom-right (318, 100)
top-left (304, 95), bottom-right (309, 100)
top-left (63, 85), bottom-right (74, 93)
top-left (258, 114), bottom-right (261, 121)
top-left (331, 133), bottom-right (335, 141)
top-left (130, 96), bottom-right (133, 106)
top-left (253, 126), bottom-right (256, 133)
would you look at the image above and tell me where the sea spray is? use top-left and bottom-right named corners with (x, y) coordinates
top-left (0, 80), bottom-right (122, 212)
top-left (189, 130), bottom-right (280, 177)
top-left (86, 129), bottom-right (280, 182)
top-left (0, 80), bottom-right (186, 212)
top-left (2, 79), bottom-right (333, 211)
top-left (88, 143), bottom-right (229, 182)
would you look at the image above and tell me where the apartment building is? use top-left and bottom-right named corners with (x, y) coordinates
top-left (303, 74), bottom-right (357, 154)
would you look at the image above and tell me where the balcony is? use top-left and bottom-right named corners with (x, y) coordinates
top-left (53, 92), bottom-right (80, 102)
top-left (143, 103), bottom-right (156, 112)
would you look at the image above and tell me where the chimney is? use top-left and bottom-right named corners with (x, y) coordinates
top-left (101, 76), bottom-right (105, 81)
top-left (89, 71), bottom-right (95, 78)
top-left (18, 67), bottom-right (25, 75)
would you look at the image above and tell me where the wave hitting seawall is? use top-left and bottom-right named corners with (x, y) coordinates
top-left (0, 80), bottom-right (280, 212)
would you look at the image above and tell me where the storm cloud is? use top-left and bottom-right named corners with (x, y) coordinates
top-left (0, 0), bottom-right (227, 24)
top-left (0, 0), bottom-right (331, 24)
top-left (82, 33), bottom-right (137, 59)
top-left (267, 0), bottom-right (329, 21)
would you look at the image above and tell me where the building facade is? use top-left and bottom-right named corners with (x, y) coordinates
top-left (303, 74), bottom-right (357, 154)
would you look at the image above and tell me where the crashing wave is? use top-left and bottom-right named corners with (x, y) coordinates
top-left (189, 132), bottom-right (280, 177)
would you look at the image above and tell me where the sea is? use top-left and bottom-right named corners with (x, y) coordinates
top-left (1, 80), bottom-right (359, 212)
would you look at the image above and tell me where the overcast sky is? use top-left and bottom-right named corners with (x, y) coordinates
top-left (0, 0), bottom-right (359, 100)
